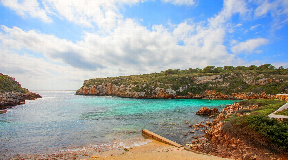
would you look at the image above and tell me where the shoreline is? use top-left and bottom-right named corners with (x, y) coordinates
top-left (189, 100), bottom-right (288, 160)
top-left (10, 140), bottom-right (231, 160)
top-left (76, 89), bottom-right (275, 101)
top-left (88, 140), bottom-right (231, 160)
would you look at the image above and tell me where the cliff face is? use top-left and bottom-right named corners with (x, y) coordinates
top-left (76, 69), bottom-right (287, 100)
top-left (76, 83), bottom-right (147, 98)
top-left (76, 83), bottom-right (274, 99)
top-left (0, 73), bottom-right (41, 110)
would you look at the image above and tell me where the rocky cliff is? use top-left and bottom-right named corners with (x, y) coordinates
top-left (0, 73), bottom-right (41, 110)
top-left (76, 66), bottom-right (288, 99)
top-left (76, 83), bottom-right (274, 100)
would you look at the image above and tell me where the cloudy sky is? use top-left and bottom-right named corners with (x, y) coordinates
top-left (0, 0), bottom-right (288, 90)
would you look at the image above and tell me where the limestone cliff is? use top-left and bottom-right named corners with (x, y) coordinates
top-left (76, 66), bottom-right (288, 99)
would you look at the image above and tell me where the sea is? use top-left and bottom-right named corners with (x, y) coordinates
top-left (0, 91), bottom-right (237, 158)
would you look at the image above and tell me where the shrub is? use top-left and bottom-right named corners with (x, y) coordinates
top-left (242, 114), bottom-right (288, 150)
top-left (275, 109), bottom-right (288, 116)
top-left (235, 109), bottom-right (252, 114)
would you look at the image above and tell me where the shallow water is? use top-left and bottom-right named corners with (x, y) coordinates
top-left (0, 91), bottom-right (237, 158)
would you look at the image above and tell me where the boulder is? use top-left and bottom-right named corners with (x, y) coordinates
top-left (196, 107), bottom-right (220, 116)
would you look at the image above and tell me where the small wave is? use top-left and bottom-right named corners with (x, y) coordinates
top-left (114, 138), bottom-right (153, 148)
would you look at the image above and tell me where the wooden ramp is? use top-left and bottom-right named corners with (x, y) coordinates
top-left (142, 129), bottom-right (182, 148)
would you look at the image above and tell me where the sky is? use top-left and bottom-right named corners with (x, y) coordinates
top-left (0, 0), bottom-right (288, 91)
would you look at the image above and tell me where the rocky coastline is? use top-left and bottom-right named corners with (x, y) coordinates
top-left (0, 73), bottom-right (42, 111)
top-left (0, 91), bottom-right (42, 110)
top-left (187, 102), bottom-right (288, 160)
top-left (76, 83), bottom-right (274, 100)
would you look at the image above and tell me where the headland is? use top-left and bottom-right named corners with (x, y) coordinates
top-left (0, 73), bottom-right (41, 111)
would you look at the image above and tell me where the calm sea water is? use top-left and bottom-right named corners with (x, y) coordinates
top-left (0, 91), bottom-right (237, 158)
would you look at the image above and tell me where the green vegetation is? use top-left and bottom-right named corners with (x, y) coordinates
top-left (240, 99), bottom-right (286, 115)
top-left (275, 109), bottom-right (288, 116)
top-left (224, 99), bottom-right (288, 151)
top-left (83, 64), bottom-right (288, 96)
top-left (0, 74), bottom-right (28, 93)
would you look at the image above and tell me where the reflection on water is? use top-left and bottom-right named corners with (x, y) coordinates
top-left (0, 91), bottom-right (237, 158)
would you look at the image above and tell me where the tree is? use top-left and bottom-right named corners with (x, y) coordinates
top-left (188, 68), bottom-right (199, 73)
top-left (259, 64), bottom-right (275, 70)
top-left (203, 66), bottom-right (215, 73)
top-left (235, 66), bottom-right (247, 70)
top-left (214, 67), bottom-right (224, 73)
top-left (248, 65), bottom-right (258, 70)
top-left (165, 69), bottom-right (180, 75)
top-left (224, 66), bottom-right (235, 71)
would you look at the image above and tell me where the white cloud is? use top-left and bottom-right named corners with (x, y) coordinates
top-left (0, 0), bottom-right (145, 30)
top-left (230, 39), bottom-right (238, 46)
top-left (0, 0), bottom-right (241, 81)
top-left (254, 0), bottom-right (276, 17)
top-left (43, 0), bottom-right (121, 29)
top-left (0, 49), bottom-right (82, 90)
top-left (173, 20), bottom-right (195, 41)
top-left (1, 0), bottom-right (52, 23)
top-left (209, 0), bottom-right (248, 29)
top-left (231, 38), bottom-right (268, 54)
top-left (250, 24), bottom-right (261, 30)
top-left (2, 0), bottom-right (284, 90)
top-left (235, 23), bottom-right (243, 27)
top-left (254, 0), bottom-right (288, 29)
top-left (162, 0), bottom-right (196, 6)
top-left (0, 25), bottom-right (104, 70)
top-left (0, 17), bottom-right (236, 85)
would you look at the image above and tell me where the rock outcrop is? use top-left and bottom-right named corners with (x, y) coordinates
top-left (276, 94), bottom-right (288, 101)
top-left (0, 92), bottom-right (41, 110)
top-left (189, 102), bottom-right (287, 159)
top-left (0, 73), bottom-right (41, 110)
top-left (196, 107), bottom-right (219, 116)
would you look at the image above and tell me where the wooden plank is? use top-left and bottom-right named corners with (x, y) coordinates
top-left (142, 129), bottom-right (182, 148)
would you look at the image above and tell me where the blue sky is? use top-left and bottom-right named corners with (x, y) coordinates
top-left (0, 0), bottom-right (288, 90)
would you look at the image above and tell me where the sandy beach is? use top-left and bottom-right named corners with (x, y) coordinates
top-left (10, 139), bottom-right (231, 160)
top-left (81, 141), bottom-right (231, 160)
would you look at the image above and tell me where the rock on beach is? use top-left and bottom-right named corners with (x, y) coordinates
top-left (196, 107), bottom-right (220, 116)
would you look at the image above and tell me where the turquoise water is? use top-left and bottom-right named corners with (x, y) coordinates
top-left (0, 91), bottom-right (237, 158)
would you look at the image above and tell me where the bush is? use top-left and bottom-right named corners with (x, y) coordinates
top-left (275, 109), bottom-right (288, 116)
top-left (0, 74), bottom-right (28, 93)
top-left (235, 109), bottom-right (252, 114)
top-left (223, 99), bottom-right (288, 151)
top-left (243, 114), bottom-right (288, 150)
